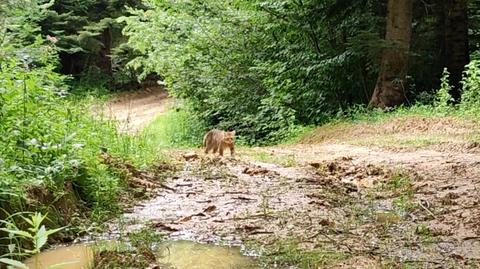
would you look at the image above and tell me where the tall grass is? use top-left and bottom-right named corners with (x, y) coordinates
top-left (139, 105), bottom-right (206, 149)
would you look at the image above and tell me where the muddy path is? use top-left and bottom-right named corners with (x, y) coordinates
top-left (97, 91), bottom-right (479, 267)
top-left (114, 143), bottom-right (480, 268)
top-left (100, 87), bottom-right (173, 134)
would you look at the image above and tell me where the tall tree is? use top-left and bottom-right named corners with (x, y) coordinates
top-left (370, 0), bottom-right (413, 108)
top-left (39, 0), bottom-right (144, 77)
top-left (443, 0), bottom-right (469, 101)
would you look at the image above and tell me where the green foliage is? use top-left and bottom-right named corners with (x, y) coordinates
top-left (92, 228), bottom-right (166, 269)
top-left (141, 104), bottom-right (206, 149)
top-left (434, 68), bottom-right (454, 113)
top-left (0, 0), bottom-right (162, 232)
top-left (120, 0), bottom-right (383, 144)
top-left (0, 45), bottom-right (120, 216)
top-left (460, 60), bottom-right (480, 113)
top-left (0, 0), bottom-right (146, 87)
top-left (0, 212), bottom-right (63, 267)
top-left (260, 239), bottom-right (347, 268)
top-left (320, 58), bottom-right (480, 140)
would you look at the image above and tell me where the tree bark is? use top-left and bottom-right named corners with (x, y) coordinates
top-left (370, 0), bottom-right (413, 108)
top-left (443, 0), bottom-right (469, 102)
top-left (98, 27), bottom-right (112, 75)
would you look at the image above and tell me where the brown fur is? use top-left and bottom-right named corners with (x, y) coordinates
top-left (203, 129), bottom-right (235, 156)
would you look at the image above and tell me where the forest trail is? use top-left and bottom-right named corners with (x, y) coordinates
top-left (103, 91), bottom-right (479, 267)
top-left (117, 142), bottom-right (480, 267)
top-left (101, 87), bottom-right (173, 133)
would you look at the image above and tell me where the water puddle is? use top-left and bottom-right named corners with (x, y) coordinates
top-left (159, 240), bottom-right (257, 269)
top-left (24, 245), bottom-right (92, 269)
top-left (24, 241), bottom-right (257, 269)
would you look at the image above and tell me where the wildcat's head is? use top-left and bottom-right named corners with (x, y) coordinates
top-left (223, 130), bottom-right (236, 145)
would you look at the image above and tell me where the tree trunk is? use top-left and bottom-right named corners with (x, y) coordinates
top-left (98, 27), bottom-right (112, 75)
top-left (443, 0), bottom-right (469, 102)
top-left (370, 0), bottom-right (413, 108)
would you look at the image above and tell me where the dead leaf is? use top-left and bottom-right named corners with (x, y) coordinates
top-left (309, 162), bottom-right (321, 168)
top-left (152, 223), bottom-right (179, 232)
top-left (203, 205), bottom-right (217, 213)
top-left (183, 152), bottom-right (198, 161)
top-left (179, 215), bottom-right (192, 222)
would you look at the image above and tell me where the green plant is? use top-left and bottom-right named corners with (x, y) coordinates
top-left (92, 228), bottom-right (165, 269)
top-left (0, 212), bottom-right (64, 268)
top-left (434, 68), bottom-right (454, 113)
top-left (460, 60), bottom-right (480, 113)
top-left (0, 0), bottom-right (166, 236)
top-left (386, 173), bottom-right (413, 192)
top-left (141, 104), bottom-right (206, 150)
top-left (119, 0), bottom-right (384, 145)
top-left (259, 239), bottom-right (348, 269)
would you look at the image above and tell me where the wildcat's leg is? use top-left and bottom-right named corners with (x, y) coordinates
top-left (229, 145), bottom-right (235, 157)
top-left (219, 146), bottom-right (224, 156)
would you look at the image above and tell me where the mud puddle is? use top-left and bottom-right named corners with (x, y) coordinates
top-left (159, 240), bottom-right (257, 269)
top-left (25, 241), bottom-right (256, 269)
top-left (24, 245), bottom-right (93, 269)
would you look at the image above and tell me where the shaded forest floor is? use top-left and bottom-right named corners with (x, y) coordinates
top-left (103, 91), bottom-right (480, 268)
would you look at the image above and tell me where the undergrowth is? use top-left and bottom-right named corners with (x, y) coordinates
top-left (0, 3), bottom-right (171, 259)
top-left (299, 63), bottom-right (480, 144)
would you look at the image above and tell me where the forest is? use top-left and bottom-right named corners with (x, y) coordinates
top-left (1, 0), bottom-right (480, 268)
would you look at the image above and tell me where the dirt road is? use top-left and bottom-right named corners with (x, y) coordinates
top-left (116, 142), bottom-right (480, 268)
top-left (103, 91), bottom-right (480, 268)
top-left (100, 87), bottom-right (173, 134)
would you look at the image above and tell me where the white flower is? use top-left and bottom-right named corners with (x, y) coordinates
top-left (27, 138), bottom-right (39, 146)
top-left (73, 143), bottom-right (84, 149)
top-left (69, 160), bottom-right (81, 168)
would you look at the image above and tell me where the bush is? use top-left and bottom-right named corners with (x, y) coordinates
top-left (0, 45), bottom-right (123, 214)
top-left (141, 104), bottom-right (207, 149)
top-left (460, 60), bottom-right (480, 113)
top-left (0, 3), bottom-right (148, 223)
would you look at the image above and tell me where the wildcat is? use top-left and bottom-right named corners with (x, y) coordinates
top-left (203, 129), bottom-right (235, 156)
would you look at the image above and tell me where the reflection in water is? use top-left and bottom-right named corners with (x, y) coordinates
top-left (24, 245), bottom-right (92, 269)
top-left (159, 241), bottom-right (257, 269)
top-left (24, 241), bottom-right (256, 269)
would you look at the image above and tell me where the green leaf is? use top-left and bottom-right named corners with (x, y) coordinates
top-left (34, 225), bottom-right (48, 250)
top-left (20, 216), bottom-right (34, 227)
top-left (44, 227), bottom-right (64, 237)
top-left (39, 0), bottom-right (55, 10)
top-left (0, 258), bottom-right (29, 269)
top-left (0, 229), bottom-right (32, 239)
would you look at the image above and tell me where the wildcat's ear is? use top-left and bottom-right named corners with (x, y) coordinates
top-left (231, 130), bottom-right (236, 135)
